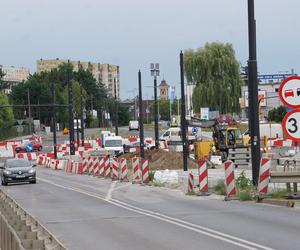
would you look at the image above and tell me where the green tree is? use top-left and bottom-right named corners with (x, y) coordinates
top-left (267, 106), bottom-right (287, 122)
top-left (184, 42), bottom-right (242, 114)
top-left (0, 68), bottom-right (7, 93)
top-left (150, 99), bottom-right (172, 121)
top-left (0, 93), bottom-right (14, 128)
top-left (10, 64), bottom-right (109, 128)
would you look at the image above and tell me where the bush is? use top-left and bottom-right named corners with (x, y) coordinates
top-left (236, 171), bottom-right (252, 190)
top-left (269, 189), bottom-right (288, 199)
top-left (214, 179), bottom-right (226, 195)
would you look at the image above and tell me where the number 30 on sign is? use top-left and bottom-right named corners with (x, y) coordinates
top-left (282, 109), bottom-right (300, 142)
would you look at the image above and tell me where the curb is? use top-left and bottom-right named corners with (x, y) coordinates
top-left (257, 198), bottom-right (295, 208)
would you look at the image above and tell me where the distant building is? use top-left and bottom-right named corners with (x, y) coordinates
top-left (36, 58), bottom-right (120, 98)
top-left (0, 65), bottom-right (30, 94)
top-left (159, 79), bottom-right (169, 100)
top-left (240, 82), bottom-right (282, 120)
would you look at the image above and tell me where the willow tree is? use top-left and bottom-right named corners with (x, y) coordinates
top-left (184, 42), bottom-right (242, 114)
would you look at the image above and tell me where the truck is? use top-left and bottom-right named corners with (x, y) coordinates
top-left (103, 136), bottom-right (124, 156)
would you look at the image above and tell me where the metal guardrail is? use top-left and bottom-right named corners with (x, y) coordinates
top-left (0, 190), bottom-right (67, 250)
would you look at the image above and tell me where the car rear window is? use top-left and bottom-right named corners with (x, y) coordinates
top-left (6, 159), bottom-right (31, 168)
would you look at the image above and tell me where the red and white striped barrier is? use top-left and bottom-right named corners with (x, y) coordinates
top-left (37, 155), bottom-right (46, 165)
top-left (128, 136), bottom-right (139, 143)
top-left (16, 153), bottom-right (39, 161)
top-left (58, 159), bottom-right (68, 170)
top-left (267, 138), bottom-right (297, 148)
top-left (50, 159), bottom-right (59, 170)
top-left (141, 158), bottom-right (149, 184)
top-left (198, 160), bottom-right (209, 194)
top-left (65, 159), bottom-right (73, 173)
top-left (224, 160), bottom-right (237, 199)
top-left (132, 157), bottom-right (141, 184)
top-left (188, 171), bottom-right (194, 193)
top-left (111, 157), bottom-right (119, 180)
top-left (258, 158), bottom-right (271, 197)
top-left (72, 162), bottom-right (83, 174)
top-left (87, 158), bottom-right (94, 174)
top-left (104, 157), bottom-right (110, 178)
top-left (82, 157), bottom-right (90, 174)
top-left (159, 141), bottom-right (168, 151)
top-left (119, 158), bottom-right (128, 181)
top-left (99, 158), bottom-right (105, 177)
top-left (90, 158), bottom-right (99, 175)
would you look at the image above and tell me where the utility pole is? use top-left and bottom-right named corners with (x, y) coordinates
top-left (51, 71), bottom-right (57, 159)
top-left (80, 83), bottom-right (84, 146)
top-left (150, 63), bottom-right (160, 149)
top-left (138, 70), bottom-right (145, 158)
top-left (248, 0), bottom-right (260, 185)
top-left (67, 60), bottom-right (75, 155)
top-left (114, 78), bottom-right (119, 136)
top-left (180, 51), bottom-right (188, 171)
top-left (27, 88), bottom-right (32, 134)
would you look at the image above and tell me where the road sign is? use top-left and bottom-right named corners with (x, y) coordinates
top-left (282, 109), bottom-right (300, 142)
top-left (192, 127), bottom-right (198, 135)
top-left (279, 76), bottom-right (300, 109)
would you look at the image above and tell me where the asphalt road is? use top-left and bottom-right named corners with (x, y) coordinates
top-left (2, 167), bottom-right (300, 250)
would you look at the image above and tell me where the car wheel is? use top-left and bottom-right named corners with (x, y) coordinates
top-left (2, 179), bottom-right (7, 186)
top-left (30, 180), bottom-right (36, 184)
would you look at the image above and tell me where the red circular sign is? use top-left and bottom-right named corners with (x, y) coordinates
top-left (282, 109), bottom-right (300, 142)
top-left (279, 76), bottom-right (300, 109)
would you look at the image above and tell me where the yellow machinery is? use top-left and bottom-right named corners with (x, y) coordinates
top-left (194, 141), bottom-right (214, 160)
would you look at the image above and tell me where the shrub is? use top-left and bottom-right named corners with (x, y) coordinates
top-left (214, 179), bottom-right (226, 195)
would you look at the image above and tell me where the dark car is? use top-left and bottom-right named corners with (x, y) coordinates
top-left (15, 141), bottom-right (43, 153)
top-left (0, 158), bottom-right (37, 186)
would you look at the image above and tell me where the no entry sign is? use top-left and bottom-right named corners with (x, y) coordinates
top-left (282, 109), bottom-right (300, 142)
top-left (279, 76), bottom-right (300, 109)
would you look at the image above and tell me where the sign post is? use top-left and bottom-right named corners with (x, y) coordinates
top-left (279, 76), bottom-right (300, 141)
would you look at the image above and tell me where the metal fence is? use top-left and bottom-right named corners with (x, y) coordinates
top-left (0, 126), bottom-right (30, 141)
top-left (0, 191), bottom-right (67, 250)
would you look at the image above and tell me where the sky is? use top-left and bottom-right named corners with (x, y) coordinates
top-left (1, 0), bottom-right (300, 100)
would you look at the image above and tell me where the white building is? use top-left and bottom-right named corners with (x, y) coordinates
top-left (0, 66), bottom-right (30, 94)
top-left (240, 82), bottom-right (282, 120)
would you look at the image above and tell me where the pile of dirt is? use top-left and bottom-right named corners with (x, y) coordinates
top-left (120, 149), bottom-right (198, 170)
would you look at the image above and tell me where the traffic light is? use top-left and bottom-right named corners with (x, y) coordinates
top-left (241, 66), bottom-right (249, 84)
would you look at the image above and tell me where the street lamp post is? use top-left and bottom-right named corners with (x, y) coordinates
top-left (248, 0), bottom-right (260, 185)
top-left (80, 83), bottom-right (85, 146)
top-left (67, 60), bottom-right (75, 155)
top-left (138, 70), bottom-right (145, 158)
top-left (150, 63), bottom-right (160, 149)
top-left (114, 78), bottom-right (119, 136)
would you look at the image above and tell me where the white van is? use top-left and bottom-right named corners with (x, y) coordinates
top-left (129, 121), bottom-right (139, 131)
top-left (160, 127), bottom-right (202, 142)
top-left (103, 136), bottom-right (124, 156)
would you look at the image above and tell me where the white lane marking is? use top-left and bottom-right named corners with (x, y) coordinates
top-left (38, 177), bottom-right (275, 250)
top-left (105, 181), bottom-right (117, 201)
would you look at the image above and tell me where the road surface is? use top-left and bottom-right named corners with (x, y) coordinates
top-left (2, 167), bottom-right (300, 250)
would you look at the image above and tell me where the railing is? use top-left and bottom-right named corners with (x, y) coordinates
top-left (0, 190), bottom-right (67, 250)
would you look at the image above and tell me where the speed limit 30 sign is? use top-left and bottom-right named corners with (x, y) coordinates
top-left (282, 109), bottom-right (300, 142)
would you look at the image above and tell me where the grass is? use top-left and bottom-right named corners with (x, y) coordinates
top-left (214, 180), bottom-right (226, 196)
top-left (269, 189), bottom-right (288, 199)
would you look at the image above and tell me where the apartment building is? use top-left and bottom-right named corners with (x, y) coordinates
top-left (0, 65), bottom-right (30, 94)
top-left (36, 58), bottom-right (120, 98)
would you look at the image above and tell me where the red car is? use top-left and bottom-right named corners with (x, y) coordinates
top-left (15, 141), bottom-right (43, 153)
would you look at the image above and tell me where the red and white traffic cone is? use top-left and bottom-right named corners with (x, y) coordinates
top-left (198, 160), bottom-right (209, 195)
top-left (104, 157), bottom-right (110, 178)
top-left (120, 158), bottom-right (128, 181)
top-left (258, 157), bottom-right (271, 198)
top-left (224, 160), bottom-right (237, 200)
top-left (111, 157), bottom-right (119, 180)
top-left (188, 171), bottom-right (194, 193)
top-left (98, 158), bottom-right (105, 177)
top-left (132, 157), bottom-right (141, 184)
top-left (141, 158), bottom-right (149, 184)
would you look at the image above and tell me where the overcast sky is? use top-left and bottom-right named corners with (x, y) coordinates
top-left (1, 0), bottom-right (299, 99)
